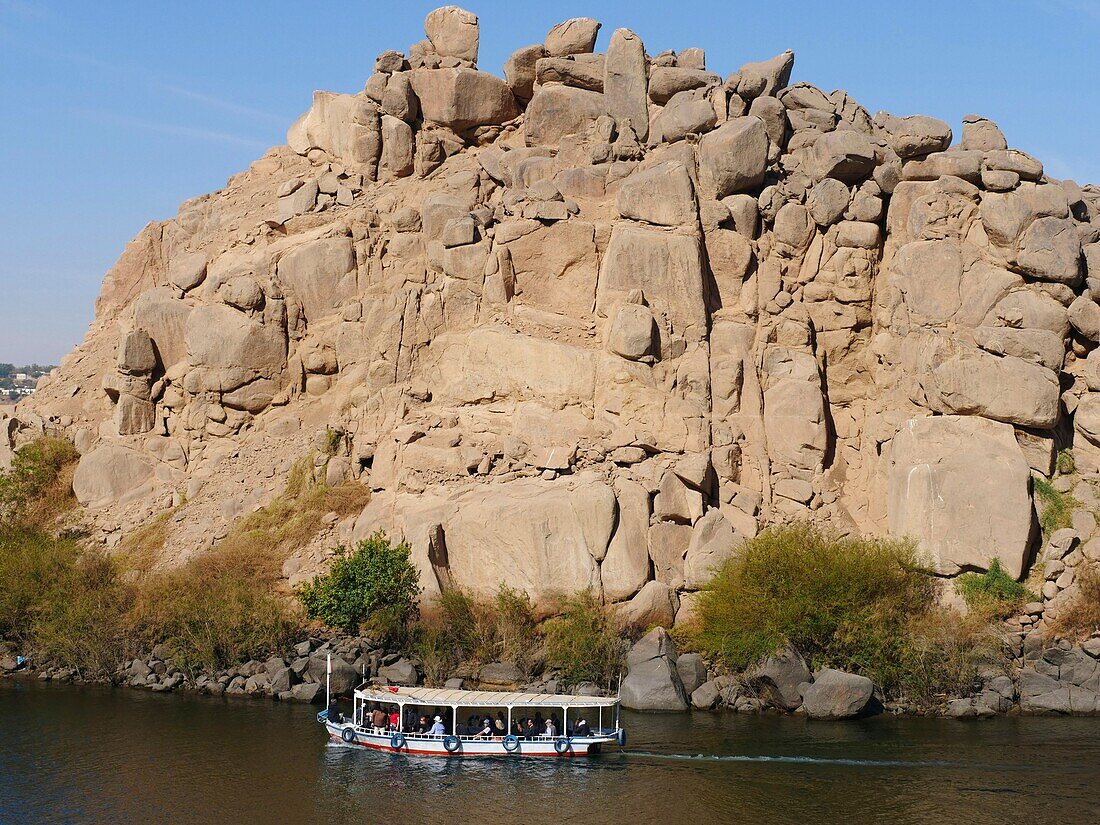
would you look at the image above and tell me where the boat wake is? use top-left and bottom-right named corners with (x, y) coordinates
top-left (622, 751), bottom-right (999, 769)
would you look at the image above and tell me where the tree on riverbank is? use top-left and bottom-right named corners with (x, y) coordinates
top-left (296, 532), bottom-right (421, 640)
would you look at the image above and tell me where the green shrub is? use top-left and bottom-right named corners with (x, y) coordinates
top-left (543, 590), bottom-right (628, 688)
top-left (493, 585), bottom-right (538, 668)
top-left (0, 526), bottom-right (83, 639)
top-left (296, 532), bottom-right (420, 639)
top-left (689, 523), bottom-right (939, 693)
top-left (0, 525), bottom-right (134, 677)
top-left (955, 559), bottom-right (1031, 619)
top-left (1056, 449), bottom-right (1076, 476)
top-left (1033, 476), bottom-right (1077, 541)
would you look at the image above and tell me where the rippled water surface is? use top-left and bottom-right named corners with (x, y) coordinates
top-left (2, 679), bottom-right (1098, 824)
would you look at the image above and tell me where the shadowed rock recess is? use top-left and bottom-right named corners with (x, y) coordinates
top-left (9, 9), bottom-right (1100, 628)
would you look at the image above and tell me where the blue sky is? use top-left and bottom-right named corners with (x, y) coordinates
top-left (1, 0), bottom-right (1097, 363)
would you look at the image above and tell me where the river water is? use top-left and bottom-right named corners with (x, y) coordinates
top-left (2, 679), bottom-right (1098, 825)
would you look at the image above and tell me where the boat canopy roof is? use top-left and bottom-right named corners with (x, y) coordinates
top-left (354, 684), bottom-right (619, 708)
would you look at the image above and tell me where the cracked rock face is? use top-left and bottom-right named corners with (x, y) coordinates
top-left (14, 6), bottom-right (1100, 617)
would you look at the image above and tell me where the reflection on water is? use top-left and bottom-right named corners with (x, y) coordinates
top-left (2, 678), bottom-right (1099, 825)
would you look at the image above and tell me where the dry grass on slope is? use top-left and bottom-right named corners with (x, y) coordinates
top-left (1050, 566), bottom-right (1100, 641)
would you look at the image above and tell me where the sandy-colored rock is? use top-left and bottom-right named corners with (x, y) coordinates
top-left (801, 669), bottom-right (873, 719)
top-left (73, 445), bottom-right (157, 508)
top-left (597, 224), bottom-right (707, 345)
top-left (410, 69), bottom-right (517, 131)
top-left (442, 478), bottom-right (612, 603)
top-left (545, 18), bottom-right (601, 57)
top-left (616, 161), bottom-right (696, 226)
top-left (524, 84), bottom-right (604, 146)
top-left (424, 6), bottom-right (479, 63)
top-left (683, 509), bottom-right (741, 589)
top-left (615, 580), bottom-right (679, 629)
top-left (888, 415), bottom-right (1032, 578)
top-left (604, 28), bottom-right (649, 142)
top-left (698, 117), bottom-right (768, 198)
top-left (503, 44), bottom-right (545, 102)
top-left (277, 236), bottom-right (357, 323)
top-left (620, 628), bottom-right (688, 711)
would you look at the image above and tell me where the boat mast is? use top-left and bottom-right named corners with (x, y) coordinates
top-left (326, 653), bottom-right (331, 713)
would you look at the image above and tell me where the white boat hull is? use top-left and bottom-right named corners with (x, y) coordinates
top-left (324, 721), bottom-right (617, 757)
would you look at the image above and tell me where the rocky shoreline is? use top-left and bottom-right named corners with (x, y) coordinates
top-left (6, 624), bottom-right (1100, 720)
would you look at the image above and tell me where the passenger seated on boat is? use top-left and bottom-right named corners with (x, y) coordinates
top-left (417, 715), bottom-right (430, 734)
top-left (476, 718), bottom-right (494, 738)
top-left (522, 718), bottom-right (537, 739)
top-left (429, 716), bottom-right (446, 736)
top-left (388, 709), bottom-right (400, 729)
top-left (574, 719), bottom-right (591, 737)
top-left (327, 697), bottom-right (343, 724)
top-left (544, 718), bottom-right (557, 737)
top-left (494, 712), bottom-right (507, 735)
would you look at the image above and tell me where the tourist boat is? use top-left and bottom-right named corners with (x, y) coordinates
top-left (317, 660), bottom-right (625, 757)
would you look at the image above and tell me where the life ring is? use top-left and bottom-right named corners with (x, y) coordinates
top-left (443, 735), bottom-right (461, 753)
top-left (502, 734), bottom-right (520, 753)
top-left (341, 727), bottom-right (357, 744)
top-left (390, 732), bottom-right (406, 750)
top-left (617, 729), bottom-right (627, 748)
top-left (554, 737), bottom-right (571, 755)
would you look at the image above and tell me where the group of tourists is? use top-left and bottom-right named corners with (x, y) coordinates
top-left (347, 701), bottom-right (592, 738)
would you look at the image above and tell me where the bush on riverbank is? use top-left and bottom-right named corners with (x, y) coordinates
top-left (543, 590), bottom-right (629, 688)
top-left (296, 532), bottom-right (420, 640)
top-left (129, 542), bottom-right (296, 674)
top-left (0, 439), bottom-right (336, 676)
top-left (412, 585), bottom-right (540, 684)
top-left (411, 587), bottom-right (624, 688)
top-left (430, 585), bottom-right (539, 671)
top-left (686, 523), bottom-right (1000, 702)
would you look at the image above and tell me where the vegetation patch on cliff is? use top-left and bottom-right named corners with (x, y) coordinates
top-left (1033, 476), bottom-right (1078, 541)
top-left (955, 559), bottom-right (1031, 619)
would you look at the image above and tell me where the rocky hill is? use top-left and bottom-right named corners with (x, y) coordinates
top-left (10, 7), bottom-right (1100, 630)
